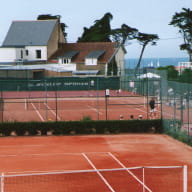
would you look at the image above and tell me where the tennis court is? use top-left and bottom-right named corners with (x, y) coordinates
top-left (2, 90), bottom-right (159, 122)
top-left (0, 134), bottom-right (191, 191)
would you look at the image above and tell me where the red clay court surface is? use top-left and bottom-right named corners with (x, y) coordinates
top-left (2, 91), bottom-right (160, 122)
top-left (0, 134), bottom-right (191, 191)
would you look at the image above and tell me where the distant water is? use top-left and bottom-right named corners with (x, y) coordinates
top-left (125, 57), bottom-right (189, 69)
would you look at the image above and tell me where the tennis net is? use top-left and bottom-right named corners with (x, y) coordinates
top-left (0, 165), bottom-right (187, 192)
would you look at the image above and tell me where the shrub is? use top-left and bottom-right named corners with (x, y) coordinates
top-left (81, 116), bottom-right (92, 121)
top-left (0, 119), bottom-right (163, 137)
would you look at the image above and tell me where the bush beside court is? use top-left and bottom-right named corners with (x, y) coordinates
top-left (1, 119), bottom-right (192, 147)
top-left (0, 119), bottom-right (162, 137)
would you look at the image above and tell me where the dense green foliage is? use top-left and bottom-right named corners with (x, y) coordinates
top-left (77, 12), bottom-right (159, 74)
top-left (77, 12), bottom-right (159, 49)
top-left (157, 65), bottom-right (179, 80)
top-left (111, 24), bottom-right (138, 45)
top-left (135, 33), bottom-right (159, 74)
top-left (77, 12), bottom-right (139, 44)
top-left (157, 65), bottom-right (192, 83)
top-left (37, 12), bottom-right (159, 74)
top-left (0, 120), bottom-right (162, 136)
top-left (78, 13), bottom-right (113, 42)
top-left (179, 68), bottom-right (192, 83)
top-left (170, 8), bottom-right (192, 61)
top-left (1, 119), bottom-right (191, 147)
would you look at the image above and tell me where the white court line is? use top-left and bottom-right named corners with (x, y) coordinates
top-left (82, 153), bottom-right (116, 192)
top-left (27, 99), bottom-right (61, 121)
top-left (0, 151), bottom-right (109, 158)
top-left (0, 154), bottom-right (17, 157)
top-left (0, 145), bottom-right (44, 148)
top-left (43, 103), bottom-right (61, 120)
top-left (108, 152), bottom-right (153, 192)
top-left (6, 169), bottom-right (93, 175)
top-left (31, 102), bottom-right (45, 122)
top-left (0, 152), bottom-right (81, 158)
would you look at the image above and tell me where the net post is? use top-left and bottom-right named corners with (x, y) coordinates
top-left (183, 165), bottom-right (187, 192)
top-left (1, 173), bottom-right (4, 192)
top-left (142, 167), bottom-right (145, 192)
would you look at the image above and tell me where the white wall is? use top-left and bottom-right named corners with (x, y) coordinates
top-left (0, 46), bottom-right (47, 63)
top-left (0, 47), bottom-right (17, 62)
top-left (25, 46), bottom-right (47, 61)
top-left (115, 47), bottom-right (125, 76)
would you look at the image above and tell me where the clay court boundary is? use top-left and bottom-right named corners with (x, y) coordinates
top-left (0, 134), bottom-right (190, 192)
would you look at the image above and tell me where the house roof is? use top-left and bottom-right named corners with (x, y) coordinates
top-left (2, 20), bottom-right (57, 47)
top-left (50, 42), bottom-right (121, 63)
top-left (85, 50), bottom-right (105, 59)
top-left (60, 50), bottom-right (79, 59)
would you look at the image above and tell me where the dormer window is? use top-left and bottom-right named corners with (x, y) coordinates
top-left (60, 50), bottom-right (79, 64)
top-left (64, 59), bottom-right (68, 63)
top-left (85, 58), bottom-right (97, 65)
top-left (85, 50), bottom-right (105, 66)
top-left (63, 58), bottom-right (71, 64)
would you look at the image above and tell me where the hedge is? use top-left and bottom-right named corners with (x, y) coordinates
top-left (0, 119), bottom-right (163, 137)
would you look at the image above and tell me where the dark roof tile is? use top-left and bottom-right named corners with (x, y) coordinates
top-left (86, 50), bottom-right (105, 58)
top-left (3, 20), bottom-right (57, 47)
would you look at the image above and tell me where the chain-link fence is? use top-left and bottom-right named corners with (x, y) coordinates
top-left (0, 72), bottom-right (192, 143)
top-left (0, 76), bottom-right (159, 122)
top-left (124, 68), bottom-right (192, 144)
top-left (161, 79), bottom-right (192, 144)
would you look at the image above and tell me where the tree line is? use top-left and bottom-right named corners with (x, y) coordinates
top-left (37, 8), bottom-right (192, 71)
top-left (157, 65), bottom-right (192, 83)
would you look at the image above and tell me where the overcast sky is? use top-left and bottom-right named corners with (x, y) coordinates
top-left (0, 0), bottom-right (191, 58)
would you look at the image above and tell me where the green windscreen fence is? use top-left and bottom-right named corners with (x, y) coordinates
top-left (0, 77), bottom-right (120, 91)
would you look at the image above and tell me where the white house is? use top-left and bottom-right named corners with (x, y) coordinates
top-left (0, 20), bottom-right (126, 78)
top-left (176, 62), bottom-right (192, 75)
top-left (0, 19), bottom-right (66, 64)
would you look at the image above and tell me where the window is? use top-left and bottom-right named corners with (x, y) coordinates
top-left (64, 59), bottom-right (68, 63)
top-left (25, 50), bottom-right (29, 56)
top-left (36, 50), bottom-right (41, 59)
top-left (85, 58), bottom-right (97, 65)
top-left (62, 58), bottom-right (71, 64)
top-left (21, 50), bottom-right (23, 59)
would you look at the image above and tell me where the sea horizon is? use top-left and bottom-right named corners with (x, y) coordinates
top-left (125, 57), bottom-right (189, 69)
